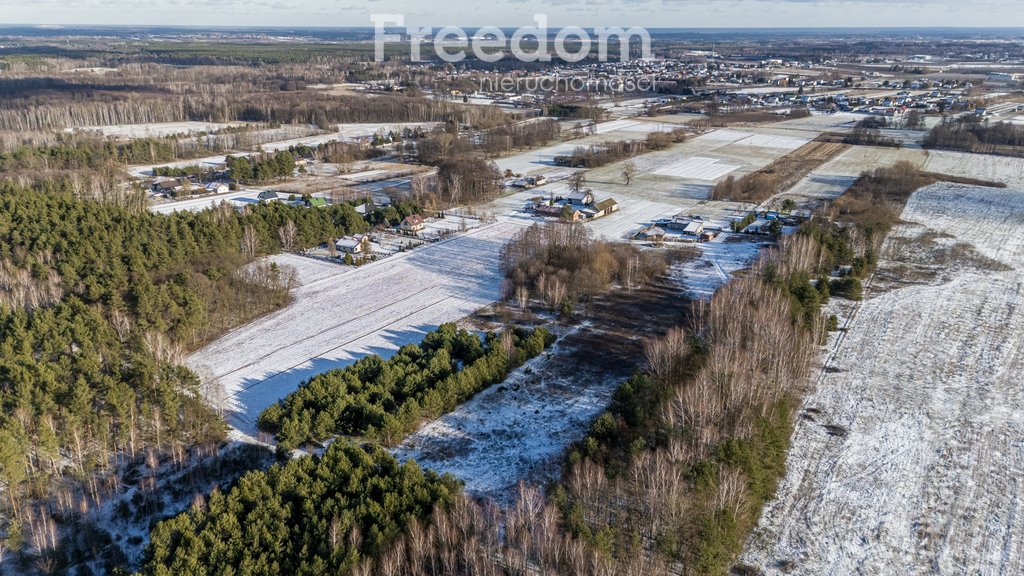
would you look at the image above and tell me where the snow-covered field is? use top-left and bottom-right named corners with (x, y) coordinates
top-left (695, 129), bottom-right (754, 144)
top-left (393, 328), bottom-right (619, 501)
top-left (653, 156), bottom-right (741, 180)
top-left (743, 182), bottom-right (1024, 574)
top-left (64, 121), bottom-right (246, 138)
top-left (148, 190), bottom-right (262, 214)
top-left (923, 150), bottom-right (1024, 190)
top-left (732, 133), bottom-right (811, 150)
top-left (693, 130), bottom-right (809, 151)
top-left (188, 222), bottom-right (525, 434)
top-left (260, 122), bottom-right (439, 151)
top-left (494, 117), bottom-right (685, 175)
top-left (592, 119), bottom-right (679, 134)
top-left (671, 234), bottom-right (771, 300)
top-left (129, 154), bottom-right (230, 178)
top-left (495, 142), bottom-right (585, 175)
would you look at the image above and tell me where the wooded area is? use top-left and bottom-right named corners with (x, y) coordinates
top-left (0, 183), bottom-right (373, 571)
top-left (923, 115), bottom-right (1024, 155)
top-left (501, 222), bottom-right (667, 313)
top-left (142, 443), bottom-right (460, 576)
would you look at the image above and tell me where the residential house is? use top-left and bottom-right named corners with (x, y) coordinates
top-left (566, 190), bottom-right (595, 205)
top-left (152, 179), bottom-right (183, 194)
top-left (257, 190), bottom-right (280, 202)
top-left (335, 234), bottom-right (372, 254)
top-left (306, 197), bottom-right (328, 208)
top-left (400, 214), bottom-right (426, 233)
top-left (205, 182), bottom-right (229, 195)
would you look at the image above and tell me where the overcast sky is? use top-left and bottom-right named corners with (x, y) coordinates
top-left (2, 0), bottom-right (1023, 29)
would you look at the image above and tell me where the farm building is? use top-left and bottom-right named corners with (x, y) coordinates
top-left (683, 221), bottom-right (705, 236)
top-left (791, 208), bottom-right (813, 221)
top-left (596, 198), bottom-right (619, 214)
top-left (533, 204), bottom-right (564, 218)
top-left (636, 225), bottom-right (667, 241)
top-left (306, 197), bottom-right (328, 208)
top-left (533, 204), bottom-right (582, 221)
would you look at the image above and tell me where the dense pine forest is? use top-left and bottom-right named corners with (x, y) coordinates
top-left (0, 182), bottom-right (371, 570)
top-left (142, 443), bottom-right (460, 576)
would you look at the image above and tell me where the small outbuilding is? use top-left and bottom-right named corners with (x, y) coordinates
top-left (596, 197), bottom-right (619, 214)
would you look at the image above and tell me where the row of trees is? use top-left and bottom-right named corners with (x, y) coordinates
top-left (553, 130), bottom-right (687, 169)
top-left (542, 232), bottom-right (826, 575)
top-left (0, 88), bottom-right (510, 132)
top-left (257, 324), bottom-right (555, 450)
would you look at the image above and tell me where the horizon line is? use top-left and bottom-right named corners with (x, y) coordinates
top-left (2, 23), bottom-right (1024, 31)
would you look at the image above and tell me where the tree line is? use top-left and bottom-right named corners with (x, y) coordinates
top-left (553, 130), bottom-right (687, 169)
top-left (923, 115), bottom-right (1024, 155)
top-left (258, 323), bottom-right (555, 450)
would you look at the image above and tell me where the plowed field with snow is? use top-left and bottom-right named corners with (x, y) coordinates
top-left (743, 182), bottom-right (1024, 574)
